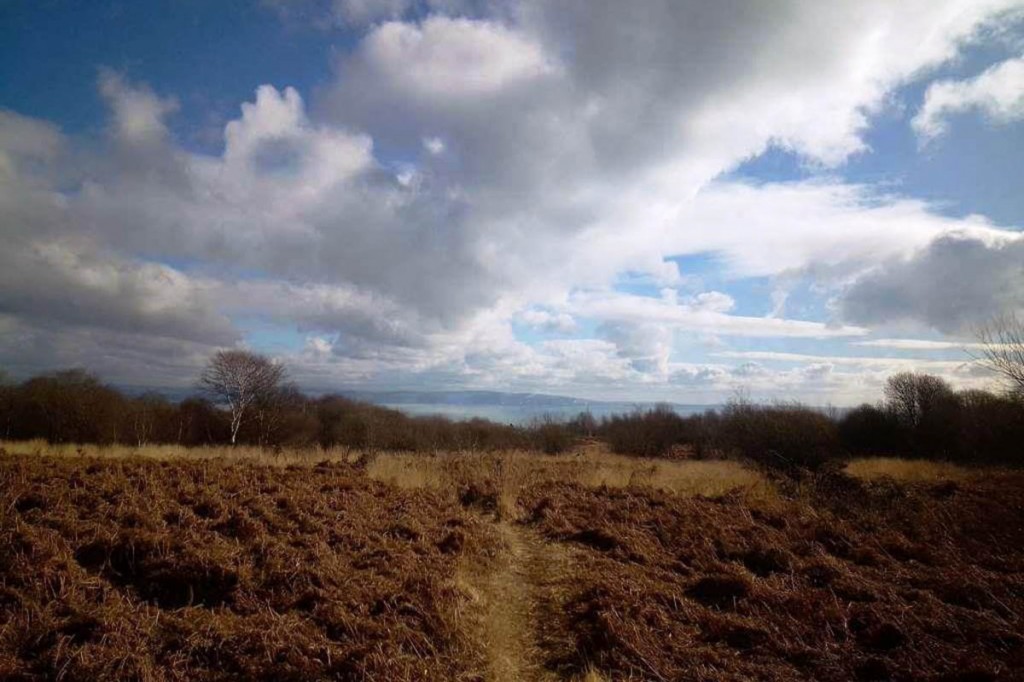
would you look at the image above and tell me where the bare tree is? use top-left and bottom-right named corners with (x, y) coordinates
top-left (128, 392), bottom-right (171, 447)
top-left (976, 313), bottom-right (1024, 395)
top-left (199, 350), bottom-right (286, 445)
top-left (884, 372), bottom-right (954, 429)
top-left (253, 382), bottom-right (303, 447)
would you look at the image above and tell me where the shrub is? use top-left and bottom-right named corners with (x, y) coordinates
top-left (598, 404), bottom-right (691, 457)
top-left (838, 404), bottom-right (902, 455)
top-left (955, 389), bottom-right (1024, 465)
top-left (526, 416), bottom-right (574, 454)
top-left (718, 401), bottom-right (840, 470)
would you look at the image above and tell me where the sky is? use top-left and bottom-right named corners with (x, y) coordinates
top-left (1, 0), bottom-right (1023, 405)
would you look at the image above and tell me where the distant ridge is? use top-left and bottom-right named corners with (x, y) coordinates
top-left (115, 384), bottom-right (713, 412)
top-left (336, 389), bottom-right (713, 412)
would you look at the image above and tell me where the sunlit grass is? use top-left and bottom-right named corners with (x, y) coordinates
top-left (845, 457), bottom-right (980, 482)
top-left (366, 442), bottom-right (773, 508)
top-left (0, 439), bottom-right (360, 466)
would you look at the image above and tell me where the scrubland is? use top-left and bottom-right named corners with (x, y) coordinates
top-left (2, 440), bottom-right (1022, 681)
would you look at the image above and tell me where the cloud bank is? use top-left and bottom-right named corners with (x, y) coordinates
top-left (2, 0), bottom-right (1023, 402)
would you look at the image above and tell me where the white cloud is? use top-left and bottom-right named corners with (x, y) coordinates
top-left (0, 110), bottom-right (62, 179)
top-left (569, 290), bottom-right (869, 339)
top-left (913, 54), bottom-right (1024, 139)
top-left (715, 350), bottom-right (970, 370)
top-left (220, 84), bottom-right (373, 195)
top-left (422, 136), bottom-right (445, 155)
top-left (854, 338), bottom-right (990, 350)
top-left (98, 69), bottom-right (179, 145)
top-left (349, 17), bottom-right (559, 100)
top-left (332, 0), bottom-right (411, 25)
top-left (3, 2), bottom-right (1024, 403)
top-left (520, 309), bottom-right (577, 334)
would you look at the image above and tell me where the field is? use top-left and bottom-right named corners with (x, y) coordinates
top-left (1, 442), bottom-right (1023, 681)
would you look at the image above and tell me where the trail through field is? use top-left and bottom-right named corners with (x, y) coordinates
top-left (458, 517), bottom-right (575, 682)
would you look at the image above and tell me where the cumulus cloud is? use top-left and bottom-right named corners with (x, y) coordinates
top-left (0, 242), bottom-right (236, 345)
top-left (519, 309), bottom-right (577, 334)
top-left (0, 109), bottom-right (63, 178)
top-left (98, 69), bottom-right (179, 145)
top-left (264, 0), bottom-right (486, 28)
top-left (839, 232), bottom-right (1024, 334)
top-left (913, 54), bottom-right (1024, 139)
top-left (352, 16), bottom-right (558, 98)
top-left (3, 1), bottom-right (1024, 401)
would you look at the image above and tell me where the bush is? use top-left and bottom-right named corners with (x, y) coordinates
top-left (838, 404), bottom-right (902, 455)
top-left (598, 404), bottom-right (691, 457)
top-left (718, 401), bottom-right (840, 470)
top-left (526, 416), bottom-right (574, 454)
top-left (955, 389), bottom-right (1024, 465)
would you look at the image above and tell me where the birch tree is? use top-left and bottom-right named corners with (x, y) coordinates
top-left (199, 350), bottom-right (286, 445)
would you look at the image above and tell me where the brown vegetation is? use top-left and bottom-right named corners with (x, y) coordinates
top-left (0, 453), bottom-right (488, 680)
top-left (517, 469), bottom-right (1024, 680)
top-left (2, 442), bottom-right (1022, 681)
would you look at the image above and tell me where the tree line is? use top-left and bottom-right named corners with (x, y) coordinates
top-left (597, 373), bottom-right (1023, 468)
top-left (0, 352), bottom-right (569, 453)
top-left (2, 312), bottom-right (1023, 467)
top-left (596, 315), bottom-right (1024, 468)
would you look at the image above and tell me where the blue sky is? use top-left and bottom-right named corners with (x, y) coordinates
top-left (1, 0), bottom-right (1023, 403)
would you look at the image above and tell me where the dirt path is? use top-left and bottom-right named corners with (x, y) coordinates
top-left (458, 517), bottom-right (574, 682)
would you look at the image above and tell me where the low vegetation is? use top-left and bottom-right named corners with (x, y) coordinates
top-left (517, 468), bottom-right (1024, 680)
top-left (2, 346), bottom-right (1023, 679)
top-left (0, 454), bottom-right (485, 680)
top-left (2, 444), bottom-right (1021, 681)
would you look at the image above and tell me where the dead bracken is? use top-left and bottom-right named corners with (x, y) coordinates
top-left (1, 449), bottom-right (1022, 681)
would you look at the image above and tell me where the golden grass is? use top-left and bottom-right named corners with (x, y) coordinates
top-left (0, 439), bottom-right (362, 466)
top-left (844, 457), bottom-right (981, 482)
top-left (366, 442), bottom-right (773, 512)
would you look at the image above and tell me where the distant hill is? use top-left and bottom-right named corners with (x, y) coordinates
top-left (116, 384), bottom-right (717, 423)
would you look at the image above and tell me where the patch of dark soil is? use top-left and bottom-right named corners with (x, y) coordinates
top-left (852, 614), bottom-right (907, 651)
top-left (686, 574), bottom-right (752, 608)
top-left (213, 511), bottom-right (261, 542)
top-left (13, 493), bottom-right (45, 514)
top-left (567, 528), bottom-right (619, 552)
top-left (739, 546), bottom-right (791, 576)
top-left (459, 482), bottom-right (498, 513)
top-left (855, 656), bottom-right (892, 681)
top-left (436, 530), bottom-right (464, 554)
top-left (77, 534), bottom-right (239, 608)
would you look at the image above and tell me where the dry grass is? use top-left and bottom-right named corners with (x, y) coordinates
top-left (3, 441), bottom-right (1022, 681)
top-left (845, 456), bottom-right (983, 482)
top-left (518, 470), bottom-right (1024, 680)
top-left (0, 453), bottom-right (486, 680)
top-left (0, 438), bottom-right (363, 465)
top-left (366, 441), bottom-right (773, 512)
